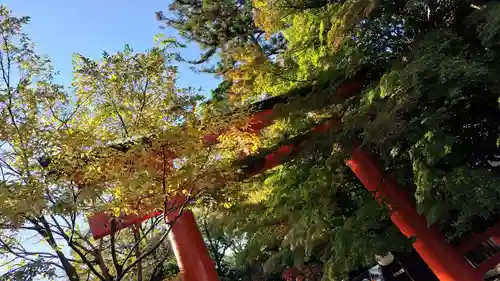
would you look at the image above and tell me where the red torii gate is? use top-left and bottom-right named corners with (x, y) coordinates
top-left (88, 74), bottom-right (497, 281)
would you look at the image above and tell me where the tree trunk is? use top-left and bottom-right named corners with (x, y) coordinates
top-left (133, 226), bottom-right (143, 281)
top-left (34, 217), bottom-right (80, 281)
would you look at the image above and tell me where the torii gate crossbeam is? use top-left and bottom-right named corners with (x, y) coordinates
top-left (87, 73), bottom-right (487, 281)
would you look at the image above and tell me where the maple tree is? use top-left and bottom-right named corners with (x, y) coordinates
top-left (0, 6), bottom-right (238, 281)
top-left (3, 0), bottom-right (500, 280)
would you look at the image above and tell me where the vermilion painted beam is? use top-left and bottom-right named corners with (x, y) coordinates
top-left (88, 195), bottom-right (188, 240)
top-left (90, 196), bottom-right (220, 281)
top-left (85, 70), bottom-right (489, 280)
top-left (237, 122), bottom-right (484, 280)
top-left (87, 116), bottom-right (339, 239)
top-left (88, 211), bottom-right (162, 240)
top-left (477, 252), bottom-right (500, 275)
top-left (87, 78), bottom-right (366, 239)
top-left (167, 210), bottom-right (220, 281)
top-left (457, 222), bottom-right (500, 254)
top-left (347, 148), bottom-right (482, 281)
top-left (236, 117), bottom-right (341, 178)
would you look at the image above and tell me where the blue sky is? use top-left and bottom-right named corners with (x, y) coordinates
top-left (3, 0), bottom-right (220, 95)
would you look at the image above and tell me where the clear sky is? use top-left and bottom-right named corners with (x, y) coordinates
top-left (3, 0), bottom-right (220, 95)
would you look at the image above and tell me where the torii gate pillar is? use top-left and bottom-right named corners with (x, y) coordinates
top-left (347, 147), bottom-right (482, 281)
top-left (167, 210), bottom-right (220, 281)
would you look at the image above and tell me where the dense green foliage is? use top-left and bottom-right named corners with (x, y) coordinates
top-left (2, 1), bottom-right (500, 280)
top-left (161, 0), bottom-right (500, 280)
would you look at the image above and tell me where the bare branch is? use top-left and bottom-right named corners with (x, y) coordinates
top-left (96, 240), bottom-right (113, 281)
top-left (25, 217), bottom-right (80, 281)
top-left (147, 248), bottom-right (172, 281)
top-left (133, 226), bottom-right (143, 281)
top-left (117, 224), bottom-right (172, 281)
top-left (110, 218), bottom-right (123, 276)
top-left (121, 216), bottom-right (162, 267)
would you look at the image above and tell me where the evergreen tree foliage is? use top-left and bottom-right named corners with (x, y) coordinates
top-left (165, 0), bottom-right (500, 280)
top-left (3, 1), bottom-right (500, 280)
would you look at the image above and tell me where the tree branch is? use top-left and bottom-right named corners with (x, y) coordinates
top-left (96, 240), bottom-right (113, 281)
top-left (147, 248), bottom-right (172, 281)
top-left (121, 216), bottom-right (162, 267)
top-left (118, 224), bottom-right (173, 280)
top-left (28, 217), bottom-right (80, 281)
top-left (203, 217), bottom-right (219, 261)
top-left (133, 226), bottom-right (143, 281)
top-left (36, 216), bottom-right (107, 281)
top-left (110, 218), bottom-right (123, 276)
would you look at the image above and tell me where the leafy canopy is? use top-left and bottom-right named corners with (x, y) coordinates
top-left (163, 0), bottom-right (500, 280)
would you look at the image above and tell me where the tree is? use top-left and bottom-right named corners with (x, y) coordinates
top-left (156, 0), bottom-right (293, 105)
top-left (4, 0), bottom-right (500, 280)
top-left (0, 214), bottom-right (176, 281)
top-left (157, 0), bottom-right (286, 69)
top-left (0, 6), bottom-right (76, 279)
top-left (196, 209), bottom-right (285, 281)
top-left (0, 6), bottom-right (226, 280)
top-left (164, 0), bottom-right (500, 280)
